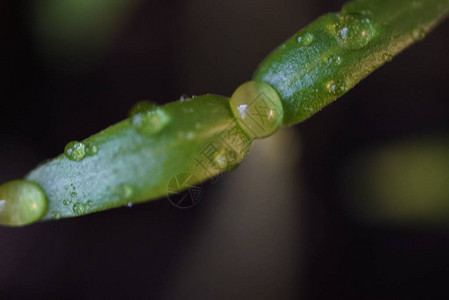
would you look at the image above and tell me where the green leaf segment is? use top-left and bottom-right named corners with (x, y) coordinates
top-left (1, 0), bottom-right (448, 225)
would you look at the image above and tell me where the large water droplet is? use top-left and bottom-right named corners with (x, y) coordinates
top-left (0, 180), bottom-right (48, 226)
top-left (411, 28), bottom-right (425, 41)
top-left (336, 13), bottom-right (374, 49)
top-left (229, 81), bottom-right (284, 139)
top-left (130, 102), bottom-right (169, 136)
top-left (72, 202), bottom-right (85, 215)
top-left (64, 141), bottom-right (86, 161)
top-left (297, 32), bottom-right (314, 46)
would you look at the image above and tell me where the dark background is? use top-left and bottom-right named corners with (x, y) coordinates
top-left (2, 0), bottom-right (449, 299)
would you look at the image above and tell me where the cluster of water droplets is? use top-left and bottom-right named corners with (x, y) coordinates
top-left (64, 141), bottom-right (98, 162)
top-left (336, 13), bottom-right (374, 50)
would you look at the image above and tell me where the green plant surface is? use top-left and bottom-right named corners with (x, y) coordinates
top-left (1, 0), bottom-right (448, 226)
top-left (25, 95), bottom-right (252, 221)
top-left (254, 0), bottom-right (449, 125)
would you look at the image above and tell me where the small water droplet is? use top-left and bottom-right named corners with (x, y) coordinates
top-left (70, 191), bottom-right (78, 198)
top-left (297, 32), bottom-right (314, 46)
top-left (213, 149), bottom-right (239, 171)
top-left (63, 199), bottom-right (72, 206)
top-left (119, 184), bottom-right (134, 199)
top-left (86, 200), bottom-right (93, 206)
top-left (411, 28), bottom-right (425, 41)
top-left (72, 202), bottom-right (85, 215)
top-left (131, 104), bottom-right (169, 136)
top-left (128, 101), bottom-right (158, 117)
top-left (85, 143), bottom-right (98, 156)
top-left (64, 141), bottom-right (86, 161)
top-left (382, 53), bottom-right (393, 62)
top-left (126, 202), bottom-right (133, 208)
top-left (180, 94), bottom-right (189, 101)
top-left (51, 211), bottom-right (61, 220)
top-left (326, 81), bottom-right (337, 93)
top-left (336, 13), bottom-right (374, 49)
top-left (332, 56), bottom-right (342, 65)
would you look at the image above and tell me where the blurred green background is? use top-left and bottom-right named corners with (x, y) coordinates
top-left (2, 0), bottom-right (449, 299)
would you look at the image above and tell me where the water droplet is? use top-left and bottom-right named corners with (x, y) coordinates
top-left (70, 191), bottom-right (78, 198)
top-left (64, 141), bottom-right (86, 162)
top-left (85, 143), bottom-right (98, 156)
top-left (126, 202), bottom-right (133, 208)
top-left (229, 81), bottom-right (284, 139)
top-left (213, 149), bottom-right (239, 171)
top-left (128, 101), bottom-right (158, 117)
top-left (297, 32), bottom-right (314, 46)
top-left (411, 28), bottom-right (425, 41)
top-left (332, 56), bottom-right (342, 65)
top-left (326, 81), bottom-right (337, 93)
top-left (63, 199), bottom-right (72, 206)
top-left (72, 202), bottom-right (85, 215)
top-left (180, 94), bottom-right (189, 101)
top-left (326, 80), bottom-right (347, 94)
top-left (86, 200), bottom-right (93, 206)
top-left (119, 184), bottom-right (133, 199)
top-left (336, 13), bottom-right (374, 49)
top-left (131, 104), bottom-right (169, 136)
top-left (0, 180), bottom-right (48, 226)
top-left (51, 211), bottom-right (61, 220)
top-left (382, 53), bottom-right (393, 62)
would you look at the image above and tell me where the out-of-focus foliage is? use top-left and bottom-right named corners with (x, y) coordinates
top-left (33, 0), bottom-right (141, 62)
top-left (343, 136), bottom-right (449, 228)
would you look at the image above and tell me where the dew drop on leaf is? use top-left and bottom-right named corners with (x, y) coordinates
top-left (130, 103), bottom-right (169, 136)
top-left (297, 32), bottom-right (314, 46)
top-left (72, 202), bottom-right (85, 215)
top-left (229, 81), bottom-right (284, 139)
top-left (0, 180), bottom-right (48, 226)
top-left (411, 28), bottom-right (426, 41)
top-left (336, 13), bottom-right (374, 49)
top-left (382, 53), bottom-right (393, 62)
top-left (64, 141), bottom-right (86, 161)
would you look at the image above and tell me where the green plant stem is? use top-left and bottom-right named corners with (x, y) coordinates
top-left (254, 0), bottom-right (449, 125)
top-left (1, 0), bottom-right (448, 225)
